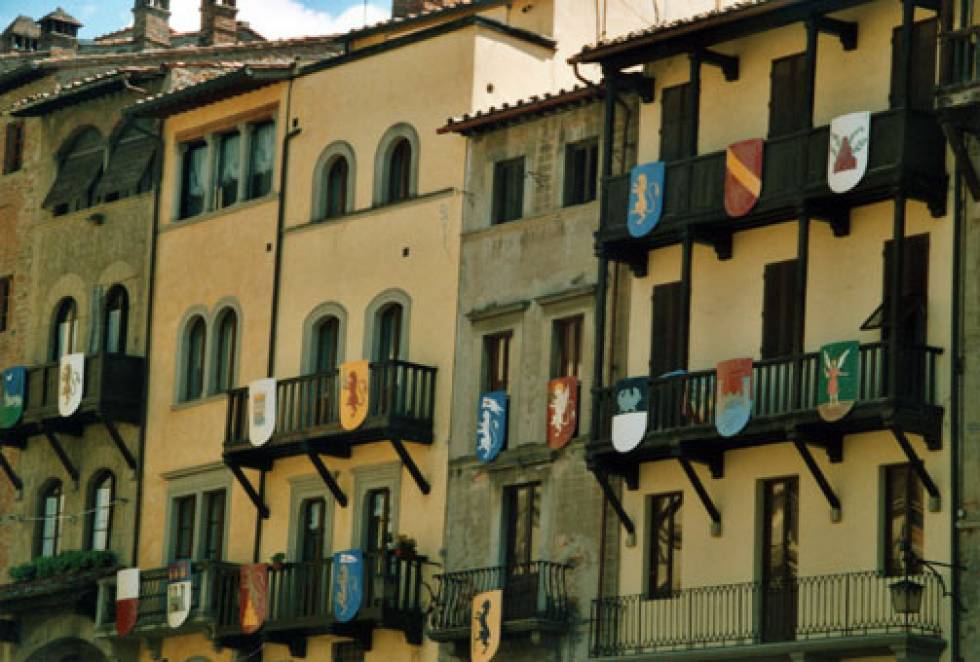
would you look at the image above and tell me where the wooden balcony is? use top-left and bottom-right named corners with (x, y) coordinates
top-left (223, 360), bottom-right (437, 469)
top-left (599, 109), bottom-right (946, 266)
top-left (94, 561), bottom-right (240, 640)
top-left (590, 343), bottom-right (943, 474)
top-left (428, 561), bottom-right (570, 648)
top-left (215, 553), bottom-right (426, 655)
top-left (938, 25), bottom-right (980, 199)
top-left (0, 354), bottom-right (144, 444)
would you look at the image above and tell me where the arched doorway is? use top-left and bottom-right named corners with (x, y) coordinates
top-left (25, 638), bottom-right (108, 662)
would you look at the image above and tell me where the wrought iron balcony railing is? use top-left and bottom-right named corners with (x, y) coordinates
top-left (941, 25), bottom-right (980, 90)
top-left (428, 561), bottom-right (570, 639)
top-left (589, 570), bottom-right (943, 657)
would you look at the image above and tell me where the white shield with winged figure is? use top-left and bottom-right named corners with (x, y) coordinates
top-left (58, 353), bottom-right (84, 417)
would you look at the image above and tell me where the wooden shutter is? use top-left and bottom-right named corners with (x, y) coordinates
top-left (883, 233), bottom-right (930, 344)
top-left (891, 19), bottom-right (939, 110)
top-left (0, 277), bottom-right (9, 333)
top-left (3, 122), bottom-right (23, 174)
top-left (769, 53), bottom-right (808, 137)
top-left (762, 260), bottom-right (800, 359)
top-left (508, 157), bottom-right (525, 220)
top-left (492, 157), bottom-right (524, 224)
top-left (650, 282), bottom-right (685, 376)
top-left (660, 84), bottom-right (694, 161)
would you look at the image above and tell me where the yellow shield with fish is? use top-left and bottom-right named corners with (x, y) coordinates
top-left (340, 360), bottom-right (370, 430)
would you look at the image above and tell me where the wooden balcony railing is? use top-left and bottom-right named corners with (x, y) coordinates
top-left (941, 25), bottom-right (980, 89)
top-left (224, 360), bottom-right (437, 448)
top-left (594, 343), bottom-right (941, 448)
top-left (429, 561), bottom-right (570, 639)
top-left (589, 570), bottom-right (943, 657)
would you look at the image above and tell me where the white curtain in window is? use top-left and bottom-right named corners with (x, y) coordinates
top-left (252, 124), bottom-right (274, 177)
top-left (188, 146), bottom-right (207, 199)
top-left (220, 134), bottom-right (240, 185)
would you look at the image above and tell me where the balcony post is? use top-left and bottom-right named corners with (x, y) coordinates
top-left (680, 233), bottom-right (693, 370)
top-left (889, 195), bottom-right (907, 399)
top-left (803, 19), bottom-right (818, 131)
top-left (687, 53), bottom-right (701, 157)
top-left (793, 214), bottom-right (810, 410)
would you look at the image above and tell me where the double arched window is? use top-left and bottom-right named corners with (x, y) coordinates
top-left (178, 304), bottom-right (242, 402)
top-left (104, 285), bottom-right (129, 355)
top-left (87, 471), bottom-right (114, 551)
top-left (36, 479), bottom-right (64, 558)
top-left (183, 316), bottom-right (207, 401)
top-left (51, 297), bottom-right (78, 360)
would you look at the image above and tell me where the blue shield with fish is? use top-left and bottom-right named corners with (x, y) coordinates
top-left (476, 391), bottom-right (508, 463)
top-left (0, 367), bottom-right (25, 429)
top-left (332, 549), bottom-right (364, 623)
top-left (627, 161), bottom-right (665, 238)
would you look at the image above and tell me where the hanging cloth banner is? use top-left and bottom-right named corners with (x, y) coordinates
top-left (611, 377), bottom-right (649, 454)
top-left (627, 161), bottom-right (665, 238)
top-left (340, 360), bottom-right (370, 431)
top-left (724, 138), bottom-right (764, 217)
top-left (58, 353), bottom-right (84, 417)
top-left (0, 367), bottom-right (26, 429)
top-left (239, 563), bottom-right (269, 635)
top-left (817, 340), bottom-right (860, 422)
top-left (547, 376), bottom-right (579, 449)
top-left (115, 567), bottom-right (140, 636)
top-left (248, 378), bottom-right (277, 446)
top-left (471, 589), bottom-right (503, 662)
top-left (827, 111), bottom-right (870, 194)
top-left (476, 391), bottom-right (508, 463)
top-left (715, 358), bottom-right (754, 437)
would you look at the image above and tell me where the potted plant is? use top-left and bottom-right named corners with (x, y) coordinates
top-left (391, 534), bottom-right (417, 560)
top-left (270, 552), bottom-right (286, 570)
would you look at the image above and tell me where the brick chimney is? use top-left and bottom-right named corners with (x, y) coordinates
top-left (200, 0), bottom-right (238, 46)
top-left (391, 0), bottom-right (446, 18)
top-left (38, 7), bottom-right (81, 53)
top-left (133, 0), bottom-right (171, 50)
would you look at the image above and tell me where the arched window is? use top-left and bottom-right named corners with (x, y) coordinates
top-left (376, 303), bottom-right (403, 363)
top-left (44, 127), bottom-right (105, 216)
top-left (51, 297), bottom-right (78, 360)
top-left (37, 480), bottom-right (64, 557)
top-left (213, 309), bottom-right (238, 392)
top-left (313, 316), bottom-right (340, 374)
top-left (104, 285), bottom-right (129, 355)
top-left (387, 139), bottom-right (412, 204)
top-left (183, 316), bottom-right (206, 401)
top-left (87, 471), bottom-right (114, 551)
top-left (324, 157), bottom-right (349, 219)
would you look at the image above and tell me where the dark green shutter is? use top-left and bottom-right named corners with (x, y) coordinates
top-left (769, 53), bottom-right (807, 137)
top-left (650, 282), bottom-right (684, 376)
top-left (660, 84), bottom-right (694, 161)
top-left (891, 19), bottom-right (939, 110)
top-left (762, 260), bottom-right (799, 359)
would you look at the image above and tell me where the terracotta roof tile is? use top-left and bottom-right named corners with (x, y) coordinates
top-left (439, 83), bottom-right (603, 135)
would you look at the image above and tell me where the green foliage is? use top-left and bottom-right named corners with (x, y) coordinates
top-left (8, 549), bottom-right (117, 582)
top-left (270, 552), bottom-right (286, 565)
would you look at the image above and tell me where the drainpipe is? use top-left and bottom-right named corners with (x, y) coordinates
top-left (951, 159), bottom-right (964, 662)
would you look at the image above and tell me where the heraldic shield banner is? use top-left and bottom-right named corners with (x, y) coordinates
top-left (828, 111), bottom-right (870, 194)
top-left (471, 589), bottom-right (502, 662)
top-left (166, 560), bottom-right (192, 629)
top-left (239, 563), bottom-right (269, 635)
top-left (612, 377), bottom-right (649, 454)
top-left (58, 352), bottom-right (84, 417)
top-left (476, 391), bottom-right (508, 463)
top-left (547, 376), bottom-right (578, 449)
top-left (115, 567), bottom-right (140, 636)
top-left (332, 549), bottom-right (364, 623)
top-left (248, 378), bottom-right (276, 446)
top-left (0, 367), bottom-right (25, 429)
top-left (724, 138), bottom-right (764, 217)
top-left (715, 358), bottom-right (754, 438)
top-left (627, 161), bottom-right (665, 238)
top-left (340, 360), bottom-right (370, 431)
top-left (817, 340), bottom-right (860, 422)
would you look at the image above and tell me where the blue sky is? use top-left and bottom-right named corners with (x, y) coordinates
top-left (0, 0), bottom-right (390, 40)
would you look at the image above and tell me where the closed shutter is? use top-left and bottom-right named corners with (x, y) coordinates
top-left (3, 122), bottom-right (24, 174)
top-left (650, 282), bottom-right (685, 376)
top-left (762, 260), bottom-right (800, 359)
top-left (891, 19), bottom-right (939, 110)
top-left (769, 53), bottom-right (808, 137)
top-left (660, 84), bottom-right (694, 161)
top-left (883, 233), bottom-right (930, 345)
top-left (492, 157), bottom-right (524, 224)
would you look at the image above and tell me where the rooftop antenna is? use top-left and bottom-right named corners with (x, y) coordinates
top-left (363, 0), bottom-right (368, 26)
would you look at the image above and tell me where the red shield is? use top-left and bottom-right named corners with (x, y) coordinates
top-left (115, 568), bottom-right (140, 636)
top-left (240, 563), bottom-right (269, 634)
top-left (546, 377), bottom-right (579, 449)
top-left (724, 139), bottom-right (764, 217)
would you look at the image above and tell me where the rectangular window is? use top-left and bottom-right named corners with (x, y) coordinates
top-left (761, 259), bottom-right (800, 359)
top-left (761, 477), bottom-right (799, 643)
top-left (660, 83), bottom-right (695, 161)
top-left (364, 488), bottom-right (392, 555)
top-left (891, 19), bottom-right (938, 111)
top-left (172, 495), bottom-right (196, 561)
top-left (504, 482), bottom-right (540, 569)
top-left (647, 492), bottom-right (682, 599)
top-left (179, 140), bottom-right (207, 219)
top-left (215, 131), bottom-right (240, 209)
top-left (650, 282), bottom-right (685, 376)
top-left (483, 331), bottom-right (512, 392)
top-left (3, 121), bottom-right (24, 175)
top-left (769, 53), bottom-right (809, 137)
top-left (563, 139), bottom-right (599, 206)
top-left (299, 496), bottom-right (327, 562)
top-left (552, 315), bottom-right (583, 378)
top-left (201, 489), bottom-right (226, 561)
top-left (492, 156), bottom-right (525, 224)
top-left (247, 121), bottom-right (275, 200)
top-left (881, 233), bottom-right (930, 347)
top-left (884, 464), bottom-right (924, 576)
top-left (0, 276), bottom-right (10, 333)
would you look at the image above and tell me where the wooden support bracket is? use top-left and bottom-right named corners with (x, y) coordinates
top-left (678, 457), bottom-right (722, 535)
top-left (811, 15), bottom-right (858, 50)
top-left (101, 416), bottom-right (137, 472)
top-left (617, 71), bottom-right (656, 103)
top-left (696, 48), bottom-right (740, 81)
top-left (890, 426), bottom-right (941, 510)
top-left (793, 440), bottom-right (842, 521)
top-left (227, 462), bottom-right (270, 519)
top-left (390, 439), bottom-right (430, 496)
top-left (0, 449), bottom-right (22, 492)
top-left (693, 230), bottom-right (733, 261)
top-left (42, 426), bottom-right (78, 487)
top-left (591, 469), bottom-right (636, 538)
top-left (306, 451), bottom-right (348, 508)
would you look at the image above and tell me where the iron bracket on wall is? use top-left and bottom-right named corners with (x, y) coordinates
top-left (42, 426), bottom-right (78, 487)
top-left (678, 458), bottom-right (722, 536)
top-left (686, 448), bottom-right (724, 479)
top-left (306, 450), bottom-right (348, 508)
top-left (890, 426), bottom-right (941, 511)
top-left (616, 71), bottom-right (656, 103)
top-left (100, 415), bottom-right (137, 472)
top-left (694, 48), bottom-right (740, 81)
top-left (390, 439), bottom-right (431, 496)
top-left (793, 439), bottom-right (842, 521)
top-left (810, 15), bottom-right (858, 50)
top-left (591, 469), bottom-right (636, 538)
top-left (0, 449), bottom-right (22, 493)
top-left (228, 462), bottom-right (270, 519)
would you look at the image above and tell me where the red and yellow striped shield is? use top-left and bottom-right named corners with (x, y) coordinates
top-left (724, 138), bottom-right (764, 218)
